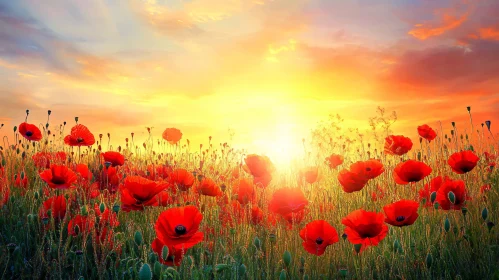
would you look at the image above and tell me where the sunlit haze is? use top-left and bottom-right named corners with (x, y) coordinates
top-left (1, 0), bottom-right (499, 164)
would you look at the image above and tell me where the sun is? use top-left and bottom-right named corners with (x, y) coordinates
top-left (253, 128), bottom-right (304, 169)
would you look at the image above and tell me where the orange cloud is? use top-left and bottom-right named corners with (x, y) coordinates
top-left (408, 11), bottom-right (468, 40)
top-left (478, 26), bottom-right (499, 40)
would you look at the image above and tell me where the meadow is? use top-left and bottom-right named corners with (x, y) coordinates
top-left (0, 108), bottom-right (498, 280)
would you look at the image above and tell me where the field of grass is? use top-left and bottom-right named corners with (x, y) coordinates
top-left (0, 109), bottom-right (498, 280)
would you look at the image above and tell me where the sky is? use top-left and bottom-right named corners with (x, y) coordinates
top-left (1, 0), bottom-right (499, 163)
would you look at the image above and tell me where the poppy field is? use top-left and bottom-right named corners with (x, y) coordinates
top-left (0, 108), bottom-right (498, 280)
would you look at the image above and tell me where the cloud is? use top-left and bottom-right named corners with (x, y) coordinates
top-left (0, 2), bottom-right (129, 84)
top-left (383, 40), bottom-right (499, 94)
top-left (408, 9), bottom-right (469, 40)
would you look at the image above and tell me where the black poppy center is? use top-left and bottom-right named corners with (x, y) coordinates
top-left (396, 216), bottom-right (405, 222)
top-left (366, 167), bottom-right (371, 172)
top-left (315, 237), bottom-right (324, 245)
top-left (175, 225), bottom-right (187, 235)
top-left (52, 177), bottom-right (66, 185)
top-left (26, 131), bottom-right (33, 137)
top-left (77, 137), bottom-right (84, 143)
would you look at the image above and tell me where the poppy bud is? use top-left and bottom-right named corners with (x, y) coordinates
top-left (134, 231), bottom-right (143, 246)
top-left (153, 261), bottom-right (161, 277)
top-left (75, 117), bottom-right (79, 123)
top-left (426, 253), bottom-right (433, 268)
top-left (485, 120), bottom-right (491, 131)
top-left (444, 217), bottom-right (450, 233)
top-left (342, 233), bottom-right (347, 240)
top-left (269, 233), bottom-right (276, 243)
top-left (448, 191), bottom-right (456, 204)
top-left (434, 202), bottom-right (439, 210)
top-left (354, 244), bottom-right (362, 254)
top-left (461, 207), bottom-right (468, 217)
top-left (279, 269), bottom-right (287, 280)
top-left (451, 122), bottom-right (455, 127)
top-left (339, 268), bottom-right (348, 278)
top-left (253, 237), bottom-right (262, 250)
top-left (239, 264), bottom-right (247, 277)
top-left (430, 192), bottom-right (437, 203)
top-left (99, 202), bottom-right (106, 213)
top-left (113, 205), bottom-right (120, 214)
top-left (28, 214), bottom-right (36, 224)
top-left (487, 221), bottom-right (495, 232)
top-left (34, 191), bottom-right (39, 200)
top-left (283, 251), bottom-right (292, 267)
top-left (162, 246), bottom-right (169, 261)
top-left (13, 126), bottom-right (17, 133)
top-left (482, 207), bottom-right (488, 221)
top-left (81, 205), bottom-right (88, 216)
top-left (138, 263), bottom-right (152, 280)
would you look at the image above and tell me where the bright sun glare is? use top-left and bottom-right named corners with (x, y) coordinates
top-left (253, 128), bottom-right (304, 169)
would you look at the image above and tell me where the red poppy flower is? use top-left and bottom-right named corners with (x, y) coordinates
top-left (68, 215), bottom-right (95, 236)
top-left (436, 179), bottom-right (468, 210)
top-left (269, 187), bottom-right (308, 217)
top-left (146, 164), bottom-right (172, 180)
top-left (94, 204), bottom-right (119, 229)
top-left (371, 185), bottom-right (386, 202)
top-left (19, 122), bottom-right (42, 141)
top-left (232, 178), bottom-right (255, 205)
top-left (39, 164), bottom-right (78, 189)
top-left (384, 135), bottom-right (413, 156)
top-left (341, 209), bottom-right (388, 251)
top-left (0, 179), bottom-right (9, 207)
top-left (418, 176), bottom-right (450, 207)
top-left (101, 151), bottom-right (125, 167)
top-left (325, 154), bottom-right (344, 169)
top-left (32, 152), bottom-right (67, 169)
top-left (417, 124), bottom-right (437, 142)
top-left (154, 191), bottom-right (173, 207)
top-left (253, 172), bottom-right (273, 188)
top-left (97, 166), bottom-right (121, 193)
top-left (75, 164), bottom-right (93, 182)
top-left (243, 154), bottom-right (273, 177)
top-left (154, 206), bottom-right (204, 248)
top-left (337, 170), bottom-right (369, 193)
top-left (152, 238), bottom-right (185, 266)
top-left (39, 195), bottom-right (67, 221)
top-left (480, 184), bottom-right (491, 194)
top-left (64, 124), bottom-right (95, 146)
top-left (300, 166), bottom-right (319, 184)
top-left (393, 160), bottom-right (432, 185)
top-left (120, 176), bottom-right (168, 212)
top-left (448, 150), bottom-right (479, 174)
top-left (169, 169), bottom-right (195, 191)
top-left (162, 128), bottom-right (183, 144)
top-left (383, 200), bottom-right (419, 227)
top-left (14, 173), bottom-right (28, 191)
top-left (299, 220), bottom-right (339, 256)
top-left (196, 177), bottom-right (222, 197)
top-left (250, 205), bottom-right (264, 225)
top-left (219, 200), bottom-right (246, 227)
top-left (350, 159), bottom-right (385, 180)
